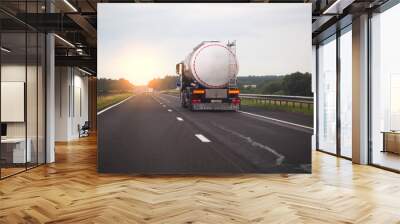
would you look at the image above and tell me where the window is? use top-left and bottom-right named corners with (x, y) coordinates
top-left (370, 3), bottom-right (400, 171)
top-left (318, 36), bottom-right (337, 154)
top-left (339, 28), bottom-right (352, 158)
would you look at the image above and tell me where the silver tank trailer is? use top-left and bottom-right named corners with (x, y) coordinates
top-left (182, 41), bottom-right (239, 88)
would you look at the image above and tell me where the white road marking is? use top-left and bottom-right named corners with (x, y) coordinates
top-left (152, 95), bottom-right (173, 113)
top-left (195, 134), bottom-right (211, 143)
top-left (176, 117), bottom-right (184, 121)
top-left (213, 123), bottom-right (285, 165)
top-left (97, 96), bottom-right (133, 115)
top-left (239, 111), bottom-right (313, 130)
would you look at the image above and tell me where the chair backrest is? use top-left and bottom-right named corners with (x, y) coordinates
top-left (82, 121), bottom-right (90, 129)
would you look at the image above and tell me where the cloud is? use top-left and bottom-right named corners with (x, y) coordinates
top-left (98, 3), bottom-right (311, 85)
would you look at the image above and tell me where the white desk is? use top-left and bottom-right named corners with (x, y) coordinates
top-left (1, 138), bottom-right (31, 163)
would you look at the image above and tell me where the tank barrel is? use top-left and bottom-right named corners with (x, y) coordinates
top-left (180, 41), bottom-right (238, 88)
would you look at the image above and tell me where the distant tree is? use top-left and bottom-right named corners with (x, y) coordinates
top-left (261, 79), bottom-right (283, 94)
top-left (237, 73), bottom-right (312, 96)
top-left (238, 75), bottom-right (282, 93)
top-left (97, 78), bottom-right (134, 94)
top-left (238, 75), bottom-right (281, 86)
top-left (148, 75), bottom-right (178, 90)
top-left (282, 72), bottom-right (312, 96)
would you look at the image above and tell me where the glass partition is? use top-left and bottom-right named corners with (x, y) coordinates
top-left (0, 1), bottom-right (46, 179)
top-left (1, 31), bottom-right (28, 177)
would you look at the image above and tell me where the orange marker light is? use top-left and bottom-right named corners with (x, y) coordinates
top-left (228, 89), bottom-right (240, 94)
top-left (193, 89), bottom-right (205, 94)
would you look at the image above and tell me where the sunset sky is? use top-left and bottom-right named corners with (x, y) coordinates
top-left (98, 3), bottom-right (311, 86)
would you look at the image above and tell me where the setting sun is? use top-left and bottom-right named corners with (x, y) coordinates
top-left (101, 44), bottom-right (172, 86)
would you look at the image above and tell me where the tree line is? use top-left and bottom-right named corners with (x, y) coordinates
top-left (97, 78), bottom-right (134, 95)
top-left (239, 72), bottom-right (312, 96)
top-left (146, 72), bottom-right (312, 97)
top-left (148, 76), bottom-right (178, 90)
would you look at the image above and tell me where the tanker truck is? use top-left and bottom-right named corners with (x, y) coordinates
top-left (176, 41), bottom-right (240, 111)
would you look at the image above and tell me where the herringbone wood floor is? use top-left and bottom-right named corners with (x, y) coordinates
top-left (1, 134), bottom-right (400, 224)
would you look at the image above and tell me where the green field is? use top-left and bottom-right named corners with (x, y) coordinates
top-left (97, 93), bottom-right (133, 111)
top-left (240, 98), bottom-right (313, 116)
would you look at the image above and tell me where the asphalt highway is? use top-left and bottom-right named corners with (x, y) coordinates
top-left (98, 93), bottom-right (313, 174)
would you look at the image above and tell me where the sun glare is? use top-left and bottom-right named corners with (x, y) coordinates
top-left (111, 46), bottom-right (167, 86)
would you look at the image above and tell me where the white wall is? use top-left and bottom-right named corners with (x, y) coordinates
top-left (1, 65), bottom-right (35, 138)
top-left (1, 63), bottom-right (46, 164)
top-left (55, 67), bottom-right (89, 141)
top-left (55, 66), bottom-right (70, 141)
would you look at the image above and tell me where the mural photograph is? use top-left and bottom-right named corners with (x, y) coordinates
top-left (97, 3), bottom-right (313, 174)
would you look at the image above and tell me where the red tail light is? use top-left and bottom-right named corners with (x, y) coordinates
top-left (191, 99), bottom-right (201, 104)
top-left (232, 98), bottom-right (240, 105)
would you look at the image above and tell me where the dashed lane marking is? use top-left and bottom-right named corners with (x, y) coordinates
top-left (195, 134), bottom-right (211, 143)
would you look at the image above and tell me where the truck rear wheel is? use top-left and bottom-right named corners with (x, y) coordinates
top-left (189, 101), bottom-right (194, 111)
top-left (180, 92), bottom-right (187, 108)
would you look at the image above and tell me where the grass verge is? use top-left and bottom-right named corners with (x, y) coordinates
top-left (97, 93), bottom-right (133, 112)
top-left (241, 98), bottom-right (313, 116)
top-left (160, 89), bottom-right (180, 96)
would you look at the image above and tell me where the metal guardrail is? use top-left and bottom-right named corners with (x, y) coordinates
top-left (240, 94), bottom-right (314, 109)
top-left (159, 91), bottom-right (314, 109)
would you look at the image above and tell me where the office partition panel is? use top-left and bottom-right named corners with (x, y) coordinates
top-left (0, 31), bottom-right (28, 178)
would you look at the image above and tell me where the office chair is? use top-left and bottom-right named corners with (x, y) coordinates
top-left (79, 121), bottom-right (90, 138)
